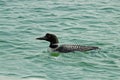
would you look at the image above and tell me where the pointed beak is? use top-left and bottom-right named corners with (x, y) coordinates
top-left (36, 36), bottom-right (46, 40)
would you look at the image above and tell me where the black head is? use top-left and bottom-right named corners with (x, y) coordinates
top-left (36, 33), bottom-right (59, 44)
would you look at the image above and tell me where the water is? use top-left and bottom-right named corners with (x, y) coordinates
top-left (0, 0), bottom-right (120, 80)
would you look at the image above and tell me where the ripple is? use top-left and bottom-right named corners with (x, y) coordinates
top-left (100, 7), bottom-right (120, 13)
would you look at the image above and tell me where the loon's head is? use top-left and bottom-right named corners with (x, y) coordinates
top-left (36, 33), bottom-right (59, 44)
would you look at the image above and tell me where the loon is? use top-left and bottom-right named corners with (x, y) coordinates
top-left (36, 33), bottom-right (99, 53)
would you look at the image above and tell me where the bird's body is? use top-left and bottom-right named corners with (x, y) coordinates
top-left (55, 44), bottom-right (99, 53)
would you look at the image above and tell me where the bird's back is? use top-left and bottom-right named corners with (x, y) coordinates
top-left (56, 44), bottom-right (99, 53)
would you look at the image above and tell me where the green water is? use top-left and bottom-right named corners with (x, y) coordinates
top-left (0, 0), bottom-right (120, 80)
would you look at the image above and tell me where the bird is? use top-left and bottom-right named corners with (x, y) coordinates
top-left (36, 33), bottom-right (99, 53)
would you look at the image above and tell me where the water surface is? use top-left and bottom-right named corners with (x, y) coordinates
top-left (0, 0), bottom-right (120, 80)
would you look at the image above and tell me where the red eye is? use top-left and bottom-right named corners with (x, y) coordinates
top-left (47, 35), bottom-right (51, 38)
top-left (46, 34), bottom-right (51, 38)
top-left (46, 33), bottom-right (52, 38)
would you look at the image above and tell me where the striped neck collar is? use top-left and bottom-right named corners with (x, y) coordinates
top-left (49, 43), bottom-right (59, 48)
